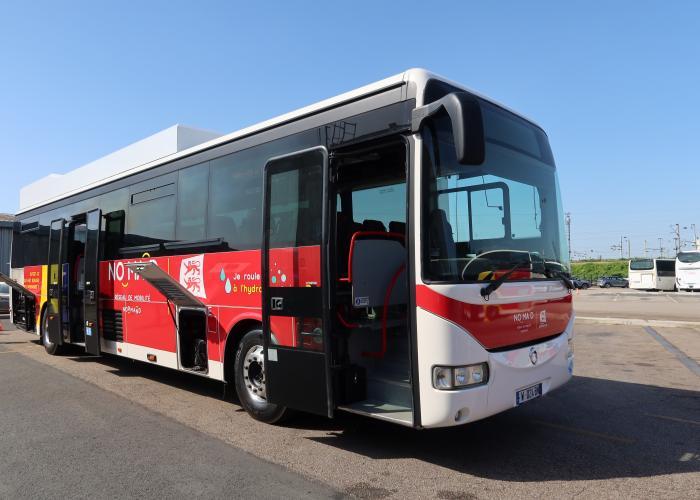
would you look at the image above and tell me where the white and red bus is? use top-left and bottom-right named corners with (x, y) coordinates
top-left (676, 250), bottom-right (700, 291)
top-left (4, 69), bottom-right (574, 428)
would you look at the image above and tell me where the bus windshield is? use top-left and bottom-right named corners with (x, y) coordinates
top-left (630, 259), bottom-right (654, 270)
top-left (422, 101), bottom-right (569, 283)
top-left (677, 251), bottom-right (700, 264)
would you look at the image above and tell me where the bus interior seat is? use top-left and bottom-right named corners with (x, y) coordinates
top-left (297, 206), bottom-right (322, 243)
top-left (211, 216), bottom-right (239, 249)
top-left (362, 219), bottom-right (386, 232)
top-left (429, 209), bottom-right (458, 277)
top-left (388, 221), bottom-right (405, 235)
top-left (237, 207), bottom-right (259, 246)
top-left (351, 238), bottom-right (407, 308)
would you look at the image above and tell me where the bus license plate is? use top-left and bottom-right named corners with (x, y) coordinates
top-left (516, 383), bottom-right (542, 405)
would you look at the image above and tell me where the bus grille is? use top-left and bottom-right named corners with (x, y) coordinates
top-left (102, 310), bottom-right (123, 342)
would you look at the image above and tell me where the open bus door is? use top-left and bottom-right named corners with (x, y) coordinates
top-left (83, 209), bottom-right (101, 355)
top-left (46, 218), bottom-right (66, 346)
top-left (0, 273), bottom-right (36, 332)
top-left (262, 147), bottom-right (334, 418)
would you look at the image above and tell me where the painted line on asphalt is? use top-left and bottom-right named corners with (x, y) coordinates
top-left (643, 326), bottom-right (700, 377)
top-left (645, 413), bottom-right (700, 427)
top-left (577, 316), bottom-right (700, 329)
top-left (532, 420), bottom-right (635, 444)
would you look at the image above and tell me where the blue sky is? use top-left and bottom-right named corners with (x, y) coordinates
top-left (1, 1), bottom-right (698, 258)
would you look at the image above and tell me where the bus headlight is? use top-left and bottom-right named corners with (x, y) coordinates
top-left (433, 363), bottom-right (489, 390)
top-left (432, 366), bottom-right (453, 389)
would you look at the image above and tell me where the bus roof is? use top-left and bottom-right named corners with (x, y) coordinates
top-left (17, 68), bottom-right (540, 215)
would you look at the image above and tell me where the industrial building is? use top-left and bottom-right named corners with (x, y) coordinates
top-left (0, 214), bottom-right (14, 275)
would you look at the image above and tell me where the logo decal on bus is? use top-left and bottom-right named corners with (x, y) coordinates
top-left (180, 255), bottom-right (207, 299)
top-left (271, 297), bottom-right (283, 311)
top-left (529, 347), bottom-right (538, 365)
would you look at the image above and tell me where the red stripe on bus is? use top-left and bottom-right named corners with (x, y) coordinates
top-left (415, 285), bottom-right (572, 349)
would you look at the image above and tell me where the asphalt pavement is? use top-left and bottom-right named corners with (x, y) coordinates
top-left (0, 310), bottom-right (698, 498)
top-left (574, 287), bottom-right (700, 323)
top-left (0, 339), bottom-right (338, 499)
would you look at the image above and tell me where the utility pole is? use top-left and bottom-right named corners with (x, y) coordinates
top-left (626, 237), bottom-right (631, 259)
top-left (644, 240), bottom-right (648, 257)
top-left (658, 237), bottom-right (664, 258)
top-left (686, 224), bottom-right (698, 250)
top-left (565, 212), bottom-right (571, 262)
top-left (673, 224), bottom-right (681, 255)
top-left (620, 236), bottom-right (624, 259)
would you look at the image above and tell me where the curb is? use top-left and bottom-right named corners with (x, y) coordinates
top-left (576, 316), bottom-right (700, 329)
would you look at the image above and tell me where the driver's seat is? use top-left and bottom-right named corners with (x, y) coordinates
top-left (428, 209), bottom-right (459, 278)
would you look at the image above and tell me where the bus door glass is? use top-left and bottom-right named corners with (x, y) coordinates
top-left (262, 147), bottom-right (333, 417)
top-left (47, 219), bottom-right (66, 345)
top-left (83, 209), bottom-right (101, 355)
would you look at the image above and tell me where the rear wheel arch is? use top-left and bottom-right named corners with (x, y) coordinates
top-left (40, 303), bottom-right (62, 355)
top-left (223, 319), bottom-right (263, 384)
top-left (39, 302), bottom-right (49, 336)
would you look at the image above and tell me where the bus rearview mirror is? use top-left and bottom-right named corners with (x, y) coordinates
top-left (411, 92), bottom-right (485, 165)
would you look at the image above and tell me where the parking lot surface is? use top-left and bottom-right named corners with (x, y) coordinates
top-left (0, 300), bottom-right (698, 498)
top-left (0, 344), bottom-right (336, 499)
top-left (574, 287), bottom-right (700, 323)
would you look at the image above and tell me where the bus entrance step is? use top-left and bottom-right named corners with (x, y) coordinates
top-left (366, 375), bottom-right (412, 408)
top-left (339, 400), bottom-right (413, 426)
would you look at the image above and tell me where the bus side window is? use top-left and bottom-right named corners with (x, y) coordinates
top-left (104, 211), bottom-right (125, 260)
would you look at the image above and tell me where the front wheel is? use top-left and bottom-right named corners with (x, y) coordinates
top-left (604, 283), bottom-right (611, 288)
top-left (234, 329), bottom-right (288, 424)
top-left (41, 308), bottom-right (63, 355)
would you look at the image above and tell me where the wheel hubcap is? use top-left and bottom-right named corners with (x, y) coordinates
top-left (243, 345), bottom-right (266, 402)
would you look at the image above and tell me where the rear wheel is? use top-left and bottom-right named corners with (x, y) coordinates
top-left (41, 308), bottom-right (63, 355)
top-left (234, 329), bottom-right (288, 424)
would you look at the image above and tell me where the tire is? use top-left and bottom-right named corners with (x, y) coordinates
top-left (234, 329), bottom-right (288, 424)
top-left (41, 307), bottom-right (63, 355)
top-left (604, 283), bottom-right (611, 288)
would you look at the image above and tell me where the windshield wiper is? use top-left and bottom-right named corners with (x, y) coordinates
top-left (545, 267), bottom-right (574, 290)
top-left (480, 259), bottom-right (531, 300)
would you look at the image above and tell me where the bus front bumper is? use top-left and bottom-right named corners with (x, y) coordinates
top-left (416, 308), bottom-right (574, 428)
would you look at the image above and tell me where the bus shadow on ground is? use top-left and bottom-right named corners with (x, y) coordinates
top-left (309, 376), bottom-right (700, 482)
top-left (67, 350), bottom-right (228, 402)
top-left (61, 348), bottom-right (699, 481)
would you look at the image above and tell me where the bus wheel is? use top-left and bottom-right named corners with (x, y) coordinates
top-left (41, 309), bottom-right (62, 355)
top-left (234, 329), bottom-right (288, 424)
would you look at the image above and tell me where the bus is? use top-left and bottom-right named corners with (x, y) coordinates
top-left (676, 250), bottom-right (700, 291)
top-left (3, 69), bottom-right (574, 429)
top-left (628, 258), bottom-right (676, 291)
